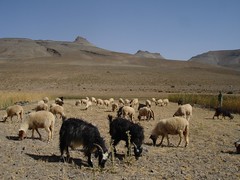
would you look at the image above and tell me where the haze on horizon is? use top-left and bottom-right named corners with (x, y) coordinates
top-left (0, 0), bottom-right (240, 60)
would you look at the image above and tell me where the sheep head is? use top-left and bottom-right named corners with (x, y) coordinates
top-left (18, 130), bottom-right (26, 140)
top-left (150, 134), bottom-right (157, 146)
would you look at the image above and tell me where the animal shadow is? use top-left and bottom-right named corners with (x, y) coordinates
top-left (221, 150), bottom-right (239, 155)
top-left (6, 136), bottom-right (19, 141)
top-left (25, 153), bottom-right (89, 167)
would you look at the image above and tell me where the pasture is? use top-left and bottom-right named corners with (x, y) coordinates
top-left (0, 98), bottom-right (239, 179)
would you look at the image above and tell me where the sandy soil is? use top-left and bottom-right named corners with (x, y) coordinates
top-left (0, 99), bottom-right (239, 180)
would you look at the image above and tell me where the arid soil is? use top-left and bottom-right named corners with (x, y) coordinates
top-left (0, 99), bottom-right (239, 180)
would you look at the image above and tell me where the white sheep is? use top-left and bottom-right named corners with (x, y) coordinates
top-left (2, 105), bottom-right (24, 122)
top-left (150, 117), bottom-right (189, 147)
top-left (42, 97), bottom-right (49, 104)
top-left (146, 99), bottom-right (151, 107)
top-left (119, 98), bottom-right (125, 105)
top-left (152, 98), bottom-right (156, 104)
top-left (156, 99), bottom-right (163, 106)
top-left (109, 98), bottom-right (114, 103)
top-left (121, 106), bottom-right (136, 122)
top-left (138, 107), bottom-right (154, 121)
top-left (49, 104), bottom-right (65, 119)
top-left (18, 111), bottom-right (55, 142)
top-left (75, 100), bottom-right (81, 106)
top-left (112, 103), bottom-right (119, 112)
top-left (125, 99), bottom-right (130, 105)
top-left (85, 100), bottom-right (92, 110)
top-left (55, 97), bottom-right (64, 106)
top-left (97, 98), bottom-right (104, 106)
top-left (104, 99), bottom-right (111, 107)
top-left (34, 102), bottom-right (48, 111)
top-left (173, 104), bottom-right (193, 121)
top-left (163, 98), bottom-right (169, 106)
top-left (91, 97), bottom-right (97, 104)
top-left (130, 98), bottom-right (139, 109)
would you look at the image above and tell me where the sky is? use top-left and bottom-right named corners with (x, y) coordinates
top-left (0, 0), bottom-right (240, 60)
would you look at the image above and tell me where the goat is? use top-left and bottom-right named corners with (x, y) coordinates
top-left (108, 115), bottom-right (144, 159)
top-left (213, 107), bottom-right (234, 120)
top-left (59, 118), bottom-right (108, 168)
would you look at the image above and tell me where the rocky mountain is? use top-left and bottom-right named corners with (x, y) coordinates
top-left (189, 49), bottom-right (240, 69)
top-left (134, 50), bottom-right (164, 59)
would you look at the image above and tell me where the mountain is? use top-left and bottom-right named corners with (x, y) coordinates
top-left (134, 50), bottom-right (165, 59)
top-left (189, 49), bottom-right (240, 69)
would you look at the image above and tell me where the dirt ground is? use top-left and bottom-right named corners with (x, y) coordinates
top-left (0, 99), bottom-right (239, 180)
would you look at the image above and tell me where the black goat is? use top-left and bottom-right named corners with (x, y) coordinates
top-left (59, 118), bottom-right (108, 168)
top-left (108, 115), bottom-right (144, 159)
top-left (213, 107), bottom-right (234, 120)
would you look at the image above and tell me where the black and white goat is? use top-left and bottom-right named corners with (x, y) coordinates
top-left (108, 115), bottom-right (144, 159)
top-left (59, 118), bottom-right (108, 168)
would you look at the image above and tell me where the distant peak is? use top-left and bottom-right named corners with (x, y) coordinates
top-left (135, 50), bottom-right (164, 59)
top-left (74, 36), bottom-right (93, 46)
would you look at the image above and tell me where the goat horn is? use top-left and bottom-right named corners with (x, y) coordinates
top-left (132, 142), bottom-right (137, 148)
top-left (93, 143), bottom-right (104, 153)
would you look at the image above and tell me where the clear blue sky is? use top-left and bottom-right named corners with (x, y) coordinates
top-left (0, 0), bottom-right (240, 60)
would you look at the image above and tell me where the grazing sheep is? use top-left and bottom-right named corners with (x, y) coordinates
top-left (112, 103), bottom-right (119, 112)
top-left (125, 99), bottom-right (130, 105)
top-left (75, 100), bottom-right (81, 106)
top-left (59, 118), bottom-right (109, 168)
top-left (108, 115), bottom-right (144, 159)
top-left (43, 97), bottom-right (49, 104)
top-left (97, 98), bottom-right (104, 106)
top-left (150, 117), bottom-right (189, 147)
top-left (2, 105), bottom-right (24, 122)
top-left (55, 97), bottom-right (64, 106)
top-left (212, 107), bottom-right (234, 120)
top-left (130, 98), bottom-right (139, 109)
top-left (50, 104), bottom-right (65, 119)
top-left (109, 98), bottom-right (114, 103)
top-left (163, 99), bottom-right (169, 106)
top-left (146, 99), bottom-right (151, 107)
top-left (234, 139), bottom-right (240, 154)
top-left (119, 98), bottom-right (125, 105)
top-left (18, 111), bottom-right (55, 142)
top-left (173, 104), bottom-right (193, 121)
top-left (104, 100), bottom-right (111, 107)
top-left (138, 107), bottom-right (154, 121)
top-left (85, 100), bottom-right (92, 110)
top-left (156, 99), bottom-right (163, 106)
top-left (34, 102), bottom-right (48, 111)
top-left (117, 106), bottom-right (135, 122)
top-left (152, 98), bottom-right (156, 104)
top-left (91, 97), bottom-right (97, 104)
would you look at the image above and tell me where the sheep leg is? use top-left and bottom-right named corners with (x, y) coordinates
top-left (45, 127), bottom-right (51, 142)
top-left (166, 135), bottom-right (171, 146)
top-left (159, 135), bottom-right (165, 146)
top-left (177, 131), bottom-right (183, 147)
top-left (35, 128), bottom-right (42, 140)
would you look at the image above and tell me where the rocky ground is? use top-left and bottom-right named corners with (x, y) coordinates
top-left (0, 99), bottom-right (239, 180)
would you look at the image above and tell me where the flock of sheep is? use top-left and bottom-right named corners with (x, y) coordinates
top-left (1, 96), bottom-right (239, 168)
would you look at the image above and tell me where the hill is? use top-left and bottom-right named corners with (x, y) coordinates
top-left (0, 37), bottom-right (240, 95)
top-left (189, 49), bottom-right (240, 70)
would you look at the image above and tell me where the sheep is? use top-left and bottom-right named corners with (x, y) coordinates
top-left (117, 106), bottom-right (135, 122)
top-left (173, 104), bottom-right (193, 121)
top-left (163, 99), bottom-right (169, 106)
top-left (59, 118), bottom-right (109, 168)
top-left (234, 139), bottom-right (240, 154)
top-left (152, 98), bottom-right (156, 104)
top-left (137, 103), bottom-right (147, 111)
top-left (34, 102), bottom-right (48, 111)
top-left (138, 107), bottom-right (154, 121)
top-left (55, 97), bottom-right (64, 106)
top-left (42, 97), bottom-right (49, 104)
top-left (150, 117), bottom-right (189, 147)
top-left (103, 99), bottom-right (111, 107)
top-left (49, 104), bottom-right (65, 119)
top-left (212, 107), bottom-right (234, 120)
top-left (146, 99), bottom-right (151, 107)
top-left (156, 99), bottom-right (163, 106)
top-left (108, 115), bottom-right (144, 159)
top-left (112, 103), bottom-right (119, 112)
top-left (2, 105), bottom-right (24, 122)
top-left (109, 98), bottom-right (114, 103)
top-left (85, 100), bottom-right (92, 110)
top-left (119, 98), bottom-right (125, 105)
top-left (75, 100), bottom-right (81, 106)
top-left (130, 98), bottom-right (139, 109)
top-left (18, 111), bottom-right (55, 142)
top-left (125, 99), bottom-right (130, 105)
top-left (97, 98), bottom-right (104, 106)
top-left (91, 97), bottom-right (97, 104)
